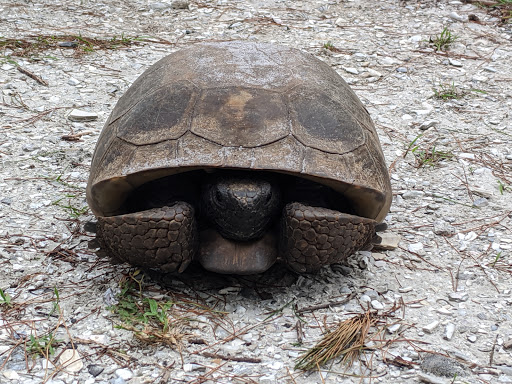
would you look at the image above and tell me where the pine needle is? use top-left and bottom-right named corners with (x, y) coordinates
top-left (295, 309), bottom-right (378, 371)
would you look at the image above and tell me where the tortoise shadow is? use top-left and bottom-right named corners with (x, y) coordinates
top-left (145, 262), bottom-right (300, 301)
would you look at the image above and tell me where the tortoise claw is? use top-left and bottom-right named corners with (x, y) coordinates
top-left (96, 202), bottom-right (197, 273)
top-left (281, 203), bottom-right (376, 273)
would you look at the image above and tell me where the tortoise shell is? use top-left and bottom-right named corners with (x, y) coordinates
top-left (87, 41), bottom-right (391, 226)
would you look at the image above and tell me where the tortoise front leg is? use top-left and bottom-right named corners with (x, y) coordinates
top-left (96, 202), bottom-right (197, 273)
top-left (281, 202), bottom-right (376, 273)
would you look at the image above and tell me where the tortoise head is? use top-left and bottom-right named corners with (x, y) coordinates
top-left (201, 173), bottom-right (281, 241)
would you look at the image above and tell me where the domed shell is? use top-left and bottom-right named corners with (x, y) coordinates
top-left (87, 41), bottom-right (392, 221)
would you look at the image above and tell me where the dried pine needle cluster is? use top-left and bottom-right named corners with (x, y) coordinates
top-left (295, 309), bottom-right (378, 371)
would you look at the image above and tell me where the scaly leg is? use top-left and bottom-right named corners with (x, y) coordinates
top-left (96, 202), bottom-right (197, 273)
top-left (281, 202), bottom-right (376, 273)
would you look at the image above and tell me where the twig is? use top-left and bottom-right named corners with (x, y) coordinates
top-left (17, 66), bottom-right (48, 86)
top-left (296, 293), bottom-right (356, 314)
top-left (412, 49), bottom-right (482, 60)
top-left (443, 237), bottom-right (501, 293)
top-left (490, 334), bottom-right (498, 366)
top-left (296, 319), bottom-right (303, 344)
top-left (462, 0), bottom-right (503, 6)
top-left (202, 351), bottom-right (261, 363)
top-left (61, 130), bottom-right (94, 141)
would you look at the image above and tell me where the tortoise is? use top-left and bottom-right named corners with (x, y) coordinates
top-left (86, 41), bottom-right (392, 275)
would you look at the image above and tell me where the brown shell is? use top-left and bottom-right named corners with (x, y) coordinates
top-left (87, 41), bottom-right (392, 221)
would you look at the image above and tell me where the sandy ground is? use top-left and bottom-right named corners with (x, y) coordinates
top-left (1, 0), bottom-right (512, 383)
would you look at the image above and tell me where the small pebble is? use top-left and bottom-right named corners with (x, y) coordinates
top-left (149, 2), bottom-right (171, 10)
top-left (468, 335), bottom-right (477, 343)
top-left (373, 233), bottom-right (400, 250)
top-left (68, 109), bottom-right (98, 122)
top-left (423, 320), bottom-right (440, 334)
top-left (448, 291), bottom-right (469, 302)
top-left (367, 68), bottom-right (383, 77)
top-left (218, 286), bottom-right (241, 295)
top-left (417, 372), bottom-right (445, 384)
top-left (433, 220), bottom-right (455, 236)
top-left (58, 41), bottom-right (78, 48)
top-left (88, 364), bottom-right (104, 377)
top-left (408, 242), bottom-right (424, 253)
top-left (371, 300), bottom-right (384, 310)
top-left (445, 323), bottom-right (455, 340)
top-left (471, 187), bottom-right (492, 199)
top-left (437, 307), bottom-right (452, 316)
top-left (68, 77), bottom-right (80, 86)
top-left (59, 349), bottom-right (83, 372)
top-left (448, 58), bottom-right (463, 67)
top-left (1, 197), bottom-right (12, 205)
top-left (343, 67), bottom-right (359, 75)
top-left (183, 363), bottom-right (204, 372)
top-left (171, 0), bottom-right (189, 9)
top-left (418, 120), bottom-right (439, 130)
top-left (2, 370), bottom-right (20, 380)
top-left (449, 11), bottom-right (466, 22)
top-left (360, 294), bottom-right (371, 303)
top-left (402, 190), bottom-right (424, 199)
top-left (115, 368), bottom-right (134, 380)
top-left (473, 197), bottom-right (489, 207)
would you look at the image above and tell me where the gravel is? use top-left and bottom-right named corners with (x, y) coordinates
top-left (1, 0), bottom-right (512, 383)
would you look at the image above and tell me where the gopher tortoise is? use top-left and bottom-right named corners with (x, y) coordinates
top-left (86, 41), bottom-right (392, 275)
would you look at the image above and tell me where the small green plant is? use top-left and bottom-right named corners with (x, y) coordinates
top-left (26, 333), bottom-right (60, 357)
top-left (143, 298), bottom-right (173, 333)
top-left (470, 88), bottom-right (488, 95)
top-left (109, 34), bottom-right (145, 49)
top-left (0, 34), bottom-right (144, 58)
top-left (492, 252), bottom-right (502, 267)
top-left (49, 286), bottom-right (60, 317)
top-left (413, 145), bottom-right (453, 167)
top-left (52, 173), bottom-right (82, 190)
top-left (433, 81), bottom-right (462, 100)
top-left (52, 195), bottom-right (89, 218)
top-left (323, 41), bottom-right (334, 50)
top-left (109, 273), bottom-right (185, 346)
top-left (429, 27), bottom-right (458, 51)
top-left (497, 180), bottom-right (508, 194)
top-left (404, 134), bottom-right (453, 167)
top-left (0, 288), bottom-right (12, 307)
top-left (74, 34), bottom-right (95, 53)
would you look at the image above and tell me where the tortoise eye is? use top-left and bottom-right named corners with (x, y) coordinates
top-left (215, 190), bottom-right (223, 203)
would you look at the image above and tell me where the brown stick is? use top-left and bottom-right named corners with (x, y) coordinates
top-left (295, 319), bottom-right (303, 344)
top-left (202, 351), bottom-right (261, 363)
top-left (462, 0), bottom-right (503, 6)
top-left (296, 293), bottom-right (356, 314)
top-left (17, 66), bottom-right (48, 86)
top-left (61, 130), bottom-right (93, 141)
top-left (490, 334), bottom-right (498, 366)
